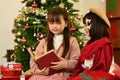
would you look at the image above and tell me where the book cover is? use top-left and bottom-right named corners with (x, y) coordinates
top-left (27, 48), bottom-right (63, 75)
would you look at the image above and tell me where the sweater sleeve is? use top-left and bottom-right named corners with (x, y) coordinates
top-left (66, 37), bottom-right (81, 70)
top-left (29, 39), bottom-right (46, 72)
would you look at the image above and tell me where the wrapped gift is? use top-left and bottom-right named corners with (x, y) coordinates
top-left (2, 76), bottom-right (20, 80)
top-left (1, 62), bottom-right (22, 76)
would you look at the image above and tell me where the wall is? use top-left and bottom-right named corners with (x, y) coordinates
top-left (74, 0), bottom-right (106, 17)
top-left (0, 0), bottom-right (106, 65)
top-left (0, 0), bottom-right (24, 65)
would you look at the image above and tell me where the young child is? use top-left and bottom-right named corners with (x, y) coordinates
top-left (68, 7), bottom-right (115, 80)
top-left (28, 7), bottom-right (80, 80)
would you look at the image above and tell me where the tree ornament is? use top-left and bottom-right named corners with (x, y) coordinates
top-left (23, 45), bottom-right (26, 48)
top-left (14, 38), bottom-right (17, 42)
top-left (41, 0), bottom-right (46, 4)
top-left (21, 37), bottom-right (26, 44)
top-left (16, 31), bottom-right (21, 36)
top-left (67, 0), bottom-right (73, 3)
top-left (17, 38), bottom-right (21, 42)
top-left (70, 27), bottom-right (76, 32)
top-left (11, 29), bottom-right (16, 34)
top-left (24, 24), bottom-right (30, 30)
top-left (22, 45), bottom-right (26, 51)
top-left (36, 33), bottom-right (40, 39)
top-left (32, 2), bottom-right (37, 8)
top-left (10, 53), bottom-right (16, 62)
top-left (72, 18), bottom-right (77, 25)
top-left (14, 38), bottom-right (21, 42)
top-left (40, 34), bottom-right (44, 38)
top-left (59, 2), bottom-right (64, 8)
top-left (33, 33), bottom-right (36, 36)
top-left (76, 15), bottom-right (82, 21)
top-left (14, 43), bottom-right (18, 46)
top-left (26, 17), bottom-right (29, 21)
top-left (79, 36), bottom-right (82, 40)
top-left (22, 48), bottom-right (25, 51)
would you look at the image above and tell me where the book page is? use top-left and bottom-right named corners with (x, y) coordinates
top-left (35, 49), bottom-right (55, 60)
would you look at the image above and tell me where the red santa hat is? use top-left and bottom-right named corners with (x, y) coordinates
top-left (89, 7), bottom-right (111, 28)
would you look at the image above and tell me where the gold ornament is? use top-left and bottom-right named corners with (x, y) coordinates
top-left (41, 0), bottom-right (46, 4)
top-left (23, 7), bottom-right (33, 14)
top-left (79, 36), bottom-right (82, 40)
top-left (67, 0), bottom-right (73, 3)
top-left (72, 18), bottom-right (77, 25)
top-left (17, 31), bottom-right (21, 36)
top-left (14, 43), bottom-right (18, 46)
top-left (16, 12), bottom-right (25, 22)
top-left (10, 53), bottom-right (16, 62)
top-left (59, 2), bottom-right (64, 8)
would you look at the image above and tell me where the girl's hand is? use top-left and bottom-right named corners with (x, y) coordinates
top-left (113, 62), bottom-right (120, 78)
top-left (50, 56), bottom-right (68, 70)
top-left (33, 66), bottom-right (49, 75)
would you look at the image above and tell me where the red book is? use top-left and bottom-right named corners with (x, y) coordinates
top-left (27, 48), bottom-right (63, 75)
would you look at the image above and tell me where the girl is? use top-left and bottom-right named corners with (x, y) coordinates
top-left (28, 7), bottom-right (80, 80)
top-left (68, 7), bottom-right (115, 80)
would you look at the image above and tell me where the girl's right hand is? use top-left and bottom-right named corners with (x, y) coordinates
top-left (33, 66), bottom-right (49, 75)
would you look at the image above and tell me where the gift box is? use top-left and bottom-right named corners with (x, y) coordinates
top-left (2, 76), bottom-right (20, 80)
top-left (1, 62), bottom-right (22, 76)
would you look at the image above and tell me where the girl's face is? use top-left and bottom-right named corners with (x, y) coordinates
top-left (48, 16), bottom-right (67, 35)
top-left (84, 24), bottom-right (90, 36)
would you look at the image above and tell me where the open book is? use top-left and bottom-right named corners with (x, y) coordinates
top-left (27, 48), bottom-right (63, 75)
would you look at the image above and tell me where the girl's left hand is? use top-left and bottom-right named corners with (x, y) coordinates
top-left (35, 67), bottom-right (49, 75)
top-left (50, 56), bottom-right (68, 70)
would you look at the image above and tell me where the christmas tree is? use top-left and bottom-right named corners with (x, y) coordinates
top-left (7, 0), bottom-right (86, 72)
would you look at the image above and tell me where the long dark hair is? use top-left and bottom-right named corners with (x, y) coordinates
top-left (46, 7), bottom-right (70, 58)
top-left (83, 12), bottom-right (109, 44)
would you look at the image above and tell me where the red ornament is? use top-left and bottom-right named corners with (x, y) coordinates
top-left (32, 2), bottom-right (37, 8)
top-left (36, 33), bottom-right (40, 39)
top-left (21, 38), bottom-right (26, 44)
top-left (70, 27), bottom-right (76, 32)
top-left (24, 24), bottom-right (30, 30)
